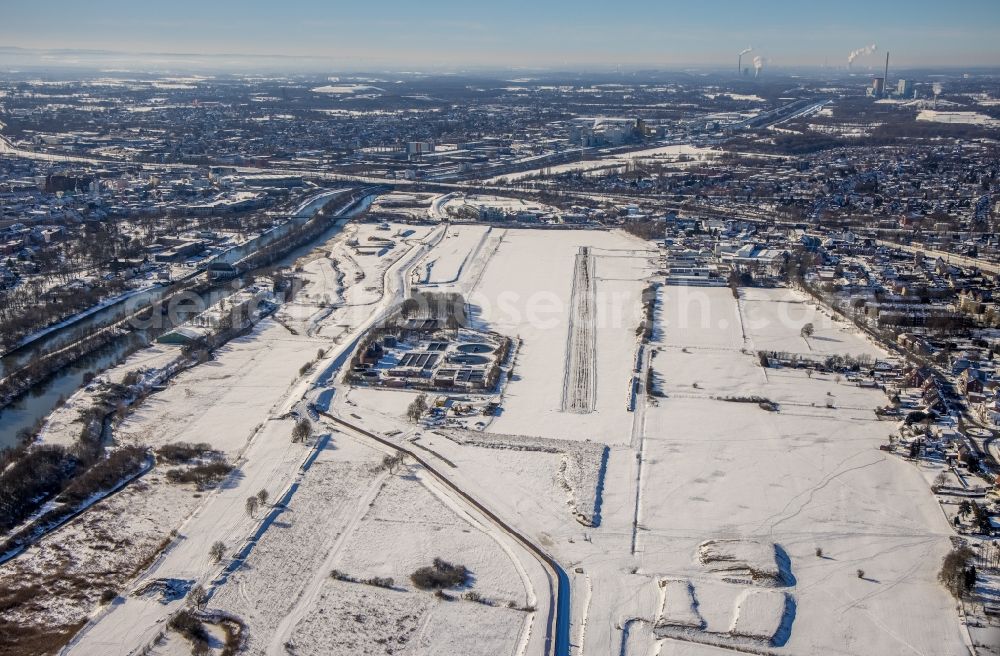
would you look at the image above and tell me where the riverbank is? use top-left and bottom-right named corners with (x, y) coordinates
top-left (0, 287), bottom-right (282, 565)
top-left (0, 188), bottom-right (372, 449)
top-left (0, 284), bottom-right (162, 361)
top-left (0, 218), bottom-right (427, 654)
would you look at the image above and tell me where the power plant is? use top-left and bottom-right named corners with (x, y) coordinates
top-left (738, 47), bottom-right (752, 75)
top-left (868, 51), bottom-right (896, 98)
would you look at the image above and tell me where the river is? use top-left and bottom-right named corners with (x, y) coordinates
top-left (0, 192), bottom-right (374, 449)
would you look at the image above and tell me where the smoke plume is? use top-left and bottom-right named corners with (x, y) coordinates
top-left (847, 44), bottom-right (877, 66)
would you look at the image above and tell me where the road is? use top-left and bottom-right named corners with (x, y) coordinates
top-left (767, 99), bottom-right (832, 127)
top-left (428, 191), bottom-right (457, 219)
top-left (319, 411), bottom-right (569, 656)
top-left (0, 133), bottom-right (402, 186)
top-left (629, 342), bottom-right (651, 555)
top-left (875, 239), bottom-right (1000, 275)
top-left (62, 193), bottom-right (434, 656)
top-left (799, 283), bottom-right (999, 475)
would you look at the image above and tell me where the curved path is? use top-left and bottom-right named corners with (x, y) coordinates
top-left (319, 410), bottom-right (571, 656)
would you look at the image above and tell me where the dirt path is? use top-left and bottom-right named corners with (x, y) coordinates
top-left (265, 463), bottom-right (391, 655)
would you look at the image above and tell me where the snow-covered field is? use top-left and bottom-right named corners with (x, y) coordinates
top-left (6, 213), bottom-right (573, 656)
top-left (38, 343), bottom-right (180, 448)
top-left (414, 224), bottom-right (491, 286)
top-left (917, 109), bottom-right (1000, 127)
top-left (329, 228), bottom-right (967, 654)
top-left (487, 145), bottom-right (719, 182)
top-left (657, 580), bottom-right (703, 629)
top-left (206, 426), bottom-right (538, 656)
top-left (311, 84), bottom-right (384, 94)
top-left (739, 287), bottom-right (883, 359)
top-left (0, 461), bottom-right (204, 648)
top-left (209, 438), bottom-right (385, 654)
top-left (276, 221), bottom-right (436, 338)
top-left (440, 429), bottom-right (608, 527)
top-left (66, 417), bottom-right (314, 653)
top-left (470, 229), bottom-right (656, 443)
top-left (0, 217), bottom-right (429, 649)
top-left (633, 285), bottom-right (967, 655)
top-left (118, 321), bottom-right (324, 454)
top-left (1, 216), bottom-right (973, 656)
top-left (351, 271), bottom-right (968, 655)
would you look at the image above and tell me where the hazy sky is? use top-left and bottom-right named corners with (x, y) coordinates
top-left (2, 0), bottom-right (999, 69)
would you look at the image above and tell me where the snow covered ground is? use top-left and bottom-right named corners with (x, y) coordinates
top-left (917, 109), bottom-right (1000, 128)
top-left (440, 429), bottom-right (608, 527)
top-left (38, 343), bottom-right (181, 448)
top-left (413, 224), bottom-right (491, 286)
top-left (470, 229), bottom-right (657, 443)
top-left (311, 84), bottom-right (384, 94)
top-left (65, 417), bottom-right (313, 654)
top-left (204, 425), bottom-right (539, 656)
top-left (739, 287), bottom-right (884, 359)
top-left (0, 461), bottom-right (204, 650)
top-left (434, 194), bottom-right (558, 220)
top-left (1, 216), bottom-right (975, 656)
top-left (633, 285), bottom-right (967, 655)
top-left (8, 215), bottom-right (566, 656)
top-left (0, 216), bottom-right (443, 652)
top-left (336, 263), bottom-right (969, 654)
top-left (275, 221), bottom-right (436, 338)
top-left (486, 145), bottom-right (718, 183)
top-left (320, 230), bottom-right (968, 655)
top-left (115, 321), bottom-right (324, 455)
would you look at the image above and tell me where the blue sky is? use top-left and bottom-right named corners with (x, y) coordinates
top-left (2, 0), bottom-right (998, 68)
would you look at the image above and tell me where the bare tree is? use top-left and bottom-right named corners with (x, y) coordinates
top-left (382, 453), bottom-right (405, 474)
top-left (406, 394), bottom-right (429, 423)
top-left (209, 540), bottom-right (226, 563)
top-left (256, 488), bottom-right (269, 507)
top-left (188, 583), bottom-right (208, 610)
top-left (292, 418), bottom-right (313, 443)
top-left (939, 546), bottom-right (976, 599)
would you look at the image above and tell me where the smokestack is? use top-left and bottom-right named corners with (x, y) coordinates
top-left (738, 47), bottom-right (752, 75)
top-left (884, 51), bottom-right (890, 88)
